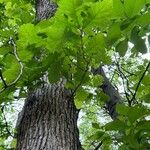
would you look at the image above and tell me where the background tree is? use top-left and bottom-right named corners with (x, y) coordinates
top-left (0, 0), bottom-right (150, 149)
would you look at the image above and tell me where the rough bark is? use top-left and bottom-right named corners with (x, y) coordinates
top-left (16, 84), bottom-right (81, 150)
top-left (35, 0), bottom-right (57, 22)
top-left (92, 65), bottom-right (121, 119)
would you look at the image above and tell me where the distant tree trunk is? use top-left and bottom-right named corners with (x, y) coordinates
top-left (16, 84), bottom-right (81, 150)
top-left (16, 0), bottom-right (81, 149)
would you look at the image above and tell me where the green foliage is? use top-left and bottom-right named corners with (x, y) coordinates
top-left (75, 87), bottom-right (89, 109)
top-left (116, 39), bottom-right (128, 56)
top-left (0, 0), bottom-right (150, 149)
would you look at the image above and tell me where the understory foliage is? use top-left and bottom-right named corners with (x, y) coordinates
top-left (0, 0), bottom-right (150, 149)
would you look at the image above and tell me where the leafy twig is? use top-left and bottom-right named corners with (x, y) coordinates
top-left (130, 61), bottom-right (150, 104)
top-left (0, 38), bottom-right (24, 93)
top-left (70, 61), bottom-right (90, 98)
top-left (115, 59), bottom-right (132, 105)
top-left (120, 66), bottom-right (136, 77)
top-left (1, 105), bottom-right (14, 138)
top-left (9, 37), bottom-right (24, 85)
top-left (70, 28), bottom-right (90, 98)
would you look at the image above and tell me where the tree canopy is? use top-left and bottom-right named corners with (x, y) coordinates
top-left (0, 0), bottom-right (150, 149)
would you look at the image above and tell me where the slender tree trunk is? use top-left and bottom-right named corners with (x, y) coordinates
top-left (16, 84), bottom-right (81, 150)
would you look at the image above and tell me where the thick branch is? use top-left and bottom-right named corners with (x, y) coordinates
top-left (92, 65), bottom-right (121, 119)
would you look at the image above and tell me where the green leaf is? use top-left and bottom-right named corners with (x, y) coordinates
top-left (141, 74), bottom-right (150, 86)
top-left (107, 23), bottom-right (122, 44)
top-left (117, 104), bottom-right (148, 124)
top-left (136, 13), bottom-right (150, 26)
top-left (92, 122), bottom-right (100, 129)
top-left (17, 23), bottom-right (41, 49)
top-left (58, 0), bottom-right (82, 16)
top-left (112, 0), bottom-right (125, 18)
top-left (96, 91), bottom-right (109, 104)
top-left (136, 120), bottom-right (150, 131)
top-left (45, 23), bottom-right (67, 52)
top-left (124, 0), bottom-right (146, 17)
top-left (10, 139), bottom-right (17, 149)
top-left (127, 105), bottom-right (148, 124)
top-left (123, 134), bottom-right (140, 149)
top-left (130, 26), bottom-right (147, 54)
top-left (48, 59), bottom-right (63, 83)
top-left (83, 0), bottom-right (113, 29)
top-left (85, 33), bottom-right (106, 53)
top-left (2, 55), bottom-right (20, 83)
top-left (18, 49), bottom-right (33, 62)
top-left (116, 39), bottom-right (128, 56)
top-left (120, 16), bottom-right (137, 30)
top-left (0, 46), bottom-right (11, 56)
top-left (104, 119), bottom-right (127, 131)
top-left (116, 104), bottom-right (129, 116)
top-left (91, 75), bottom-right (103, 87)
top-left (85, 33), bottom-right (111, 64)
top-left (141, 93), bottom-right (150, 103)
top-left (88, 131), bottom-right (104, 140)
top-left (74, 88), bottom-right (89, 109)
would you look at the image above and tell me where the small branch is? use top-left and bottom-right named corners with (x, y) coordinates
top-left (9, 37), bottom-right (24, 85)
top-left (94, 141), bottom-right (103, 150)
top-left (120, 66), bottom-right (136, 77)
top-left (130, 61), bottom-right (150, 104)
top-left (0, 38), bottom-right (24, 93)
top-left (0, 69), bottom-right (7, 88)
top-left (115, 61), bottom-right (132, 105)
top-left (1, 105), bottom-right (14, 138)
top-left (110, 68), bottom-right (116, 83)
top-left (79, 28), bottom-right (84, 52)
top-left (70, 28), bottom-right (90, 98)
top-left (70, 61), bottom-right (90, 98)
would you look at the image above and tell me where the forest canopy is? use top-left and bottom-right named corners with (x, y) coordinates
top-left (0, 0), bottom-right (150, 149)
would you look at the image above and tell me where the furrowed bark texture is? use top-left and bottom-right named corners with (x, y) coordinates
top-left (92, 65), bottom-right (121, 119)
top-left (35, 0), bottom-right (57, 21)
top-left (16, 84), bottom-right (81, 150)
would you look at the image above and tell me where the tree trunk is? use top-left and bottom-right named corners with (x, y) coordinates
top-left (16, 84), bottom-right (81, 150)
top-left (16, 0), bottom-right (81, 149)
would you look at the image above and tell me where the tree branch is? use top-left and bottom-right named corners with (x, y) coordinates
top-left (1, 105), bottom-right (14, 138)
top-left (70, 61), bottom-right (90, 98)
top-left (92, 65), bottom-right (121, 119)
top-left (94, 141), bottom-right (103, 150)
top-left (0, 38), bottom-right (24, 93)
top-left (0, 69), bottom-right (7, 88)
top-left (130, 61), bottom-right (150, 105)
top-left (115, 61), bottom-right (133, 105)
